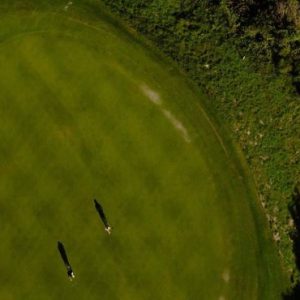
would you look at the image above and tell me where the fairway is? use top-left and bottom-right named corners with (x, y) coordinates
top-left (0, 2), bottom-right (286, 299)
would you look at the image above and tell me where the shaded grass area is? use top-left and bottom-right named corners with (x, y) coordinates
top-left (0, 2), bottom-right (287, 299)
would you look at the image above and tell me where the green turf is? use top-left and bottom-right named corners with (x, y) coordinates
top-left (0, 2), bottom-right (287, 299)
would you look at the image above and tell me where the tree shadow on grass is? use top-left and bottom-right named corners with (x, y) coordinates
top-left (282, 187), bottom-right (300, 299)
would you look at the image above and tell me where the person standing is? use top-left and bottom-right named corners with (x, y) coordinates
top-left (94, 199), bottom-right (112, 234)
top-left (57, 241), bottom-right (75, 280)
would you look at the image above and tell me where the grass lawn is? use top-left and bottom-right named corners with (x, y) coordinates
top-left (0, 1), bottom-right (287, 299)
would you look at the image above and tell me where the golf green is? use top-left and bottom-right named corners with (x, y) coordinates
top-left (0, 2), bottom-right (286, 299)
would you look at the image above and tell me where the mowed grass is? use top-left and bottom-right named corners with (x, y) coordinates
top-left (0, 3), bottom-right (286, 299)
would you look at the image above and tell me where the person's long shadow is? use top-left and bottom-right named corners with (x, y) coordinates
top-left (57, 241), bottom-right (75, 280)
top-left (282, 187), bottom-right (300, 299)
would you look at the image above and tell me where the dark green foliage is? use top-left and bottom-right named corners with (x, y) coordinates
top-left (224, 0), bottom-right (300, 89)
top-left (102, 0), bottom-right (300, 289)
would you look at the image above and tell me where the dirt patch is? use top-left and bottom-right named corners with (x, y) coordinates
top-left (162, 109), bottom-right (191, 143)
top-left (140, 83), bottom-right (162, 105)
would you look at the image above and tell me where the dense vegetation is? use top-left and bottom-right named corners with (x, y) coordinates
top-left (225, 0), bottom-right (300, 90)
top-left (101, 0), bottom-right (300, 289)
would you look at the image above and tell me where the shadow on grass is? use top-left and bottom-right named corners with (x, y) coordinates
top-left (282, 187), bottom-right (300, 299)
